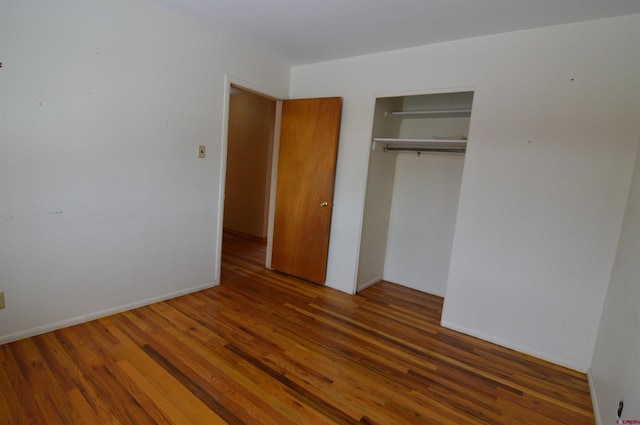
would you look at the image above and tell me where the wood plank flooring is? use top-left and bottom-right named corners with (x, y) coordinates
top-left (0, 231), bottom-right (594, 424)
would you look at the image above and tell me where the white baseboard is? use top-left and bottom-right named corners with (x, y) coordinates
top-left (0, 281), bottom-right (218, 345)
top-left (587, 370), bottom-right (601, 425)
top-left (382, 275), bottom-right (446, 297)
top-left (440, 319), bottom-right (588, 373)
top-left (356, 277), bottom-right (382, 292)
top-left (325, 279), bottom-right (356, 295)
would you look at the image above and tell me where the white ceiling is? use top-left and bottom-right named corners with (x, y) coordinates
top-left (154, 0), bottom-right (640, 66)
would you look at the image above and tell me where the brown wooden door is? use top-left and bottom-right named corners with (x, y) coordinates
top-left (271, 97), bottom-right (342, 284)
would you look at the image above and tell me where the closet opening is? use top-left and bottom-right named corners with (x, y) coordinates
top-left (357, 91), bottom-right (474, 297)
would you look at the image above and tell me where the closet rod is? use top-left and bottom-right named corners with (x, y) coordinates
top-left (384, 147), bottom-right (466, 153)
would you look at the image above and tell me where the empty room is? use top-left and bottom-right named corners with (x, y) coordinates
top-left (1, 1), bottom-right (640, 424)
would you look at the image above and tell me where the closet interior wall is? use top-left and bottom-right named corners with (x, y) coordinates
top-left (357, 92), bottom-right (472, 296)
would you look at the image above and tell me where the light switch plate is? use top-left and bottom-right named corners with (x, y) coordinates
top-left (198, 145), bottom-right (206, 158)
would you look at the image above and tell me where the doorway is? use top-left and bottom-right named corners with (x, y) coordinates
top-left (222, 85), bottom-right (277, 267)
top-left (218, 82), bottom-right (342, 286)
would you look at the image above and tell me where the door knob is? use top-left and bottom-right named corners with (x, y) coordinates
top-left (320, 201), bottom-right (329, 207)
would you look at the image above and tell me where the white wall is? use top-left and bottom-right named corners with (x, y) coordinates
top-left (356, 146), bottom-right (396, 290)
top-left (0, 0), bottom-right (290, 342)
top-left (356, 97), bottom-right (401, 290)
top-left (290, 15), bottom-right (640, 370)
top-left (590, 143), bottom-right (640, 425)
top-left (383, 153), bottom-right (464, 296)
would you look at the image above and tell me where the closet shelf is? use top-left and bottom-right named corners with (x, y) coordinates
top-left (391, 108), bottom-right (471, 119)
top-left (372, 137), bottom-right (467, 153)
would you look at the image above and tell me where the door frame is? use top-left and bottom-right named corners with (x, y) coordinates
top-left (215, 75), bottom-right (286, 283)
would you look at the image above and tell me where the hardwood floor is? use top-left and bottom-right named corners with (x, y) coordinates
top-left (0, 231), bottom-right (594, 424)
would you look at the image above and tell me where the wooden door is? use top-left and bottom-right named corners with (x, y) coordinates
top-left (271, 97), bottom-right (342, 284)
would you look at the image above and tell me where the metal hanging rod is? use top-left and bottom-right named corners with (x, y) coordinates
top-left (383, 146), bottom-right (466, 154)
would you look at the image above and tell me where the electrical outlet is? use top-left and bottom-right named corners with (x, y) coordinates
top-left (198, 145), bottom-right (206, 158)
top-left (0, 291), bottom-right (5, 309)
top-left (618, 400), bottom-right (624, 418)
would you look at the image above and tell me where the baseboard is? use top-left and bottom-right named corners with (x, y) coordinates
top-left (356, 277), bottom-right (382, 292)
top-left (588, 370), bottom-right (602, 425)
top-left (223, 227), bottom-right (267, 243)
top-left (381, 275), bottom-right (446, 298)
top-left (325, 280), bottom-right (356, 295)
top-left (440, 319), bottom-right (588, 373)
top-left (0, 281), bottom-right (219, 345)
